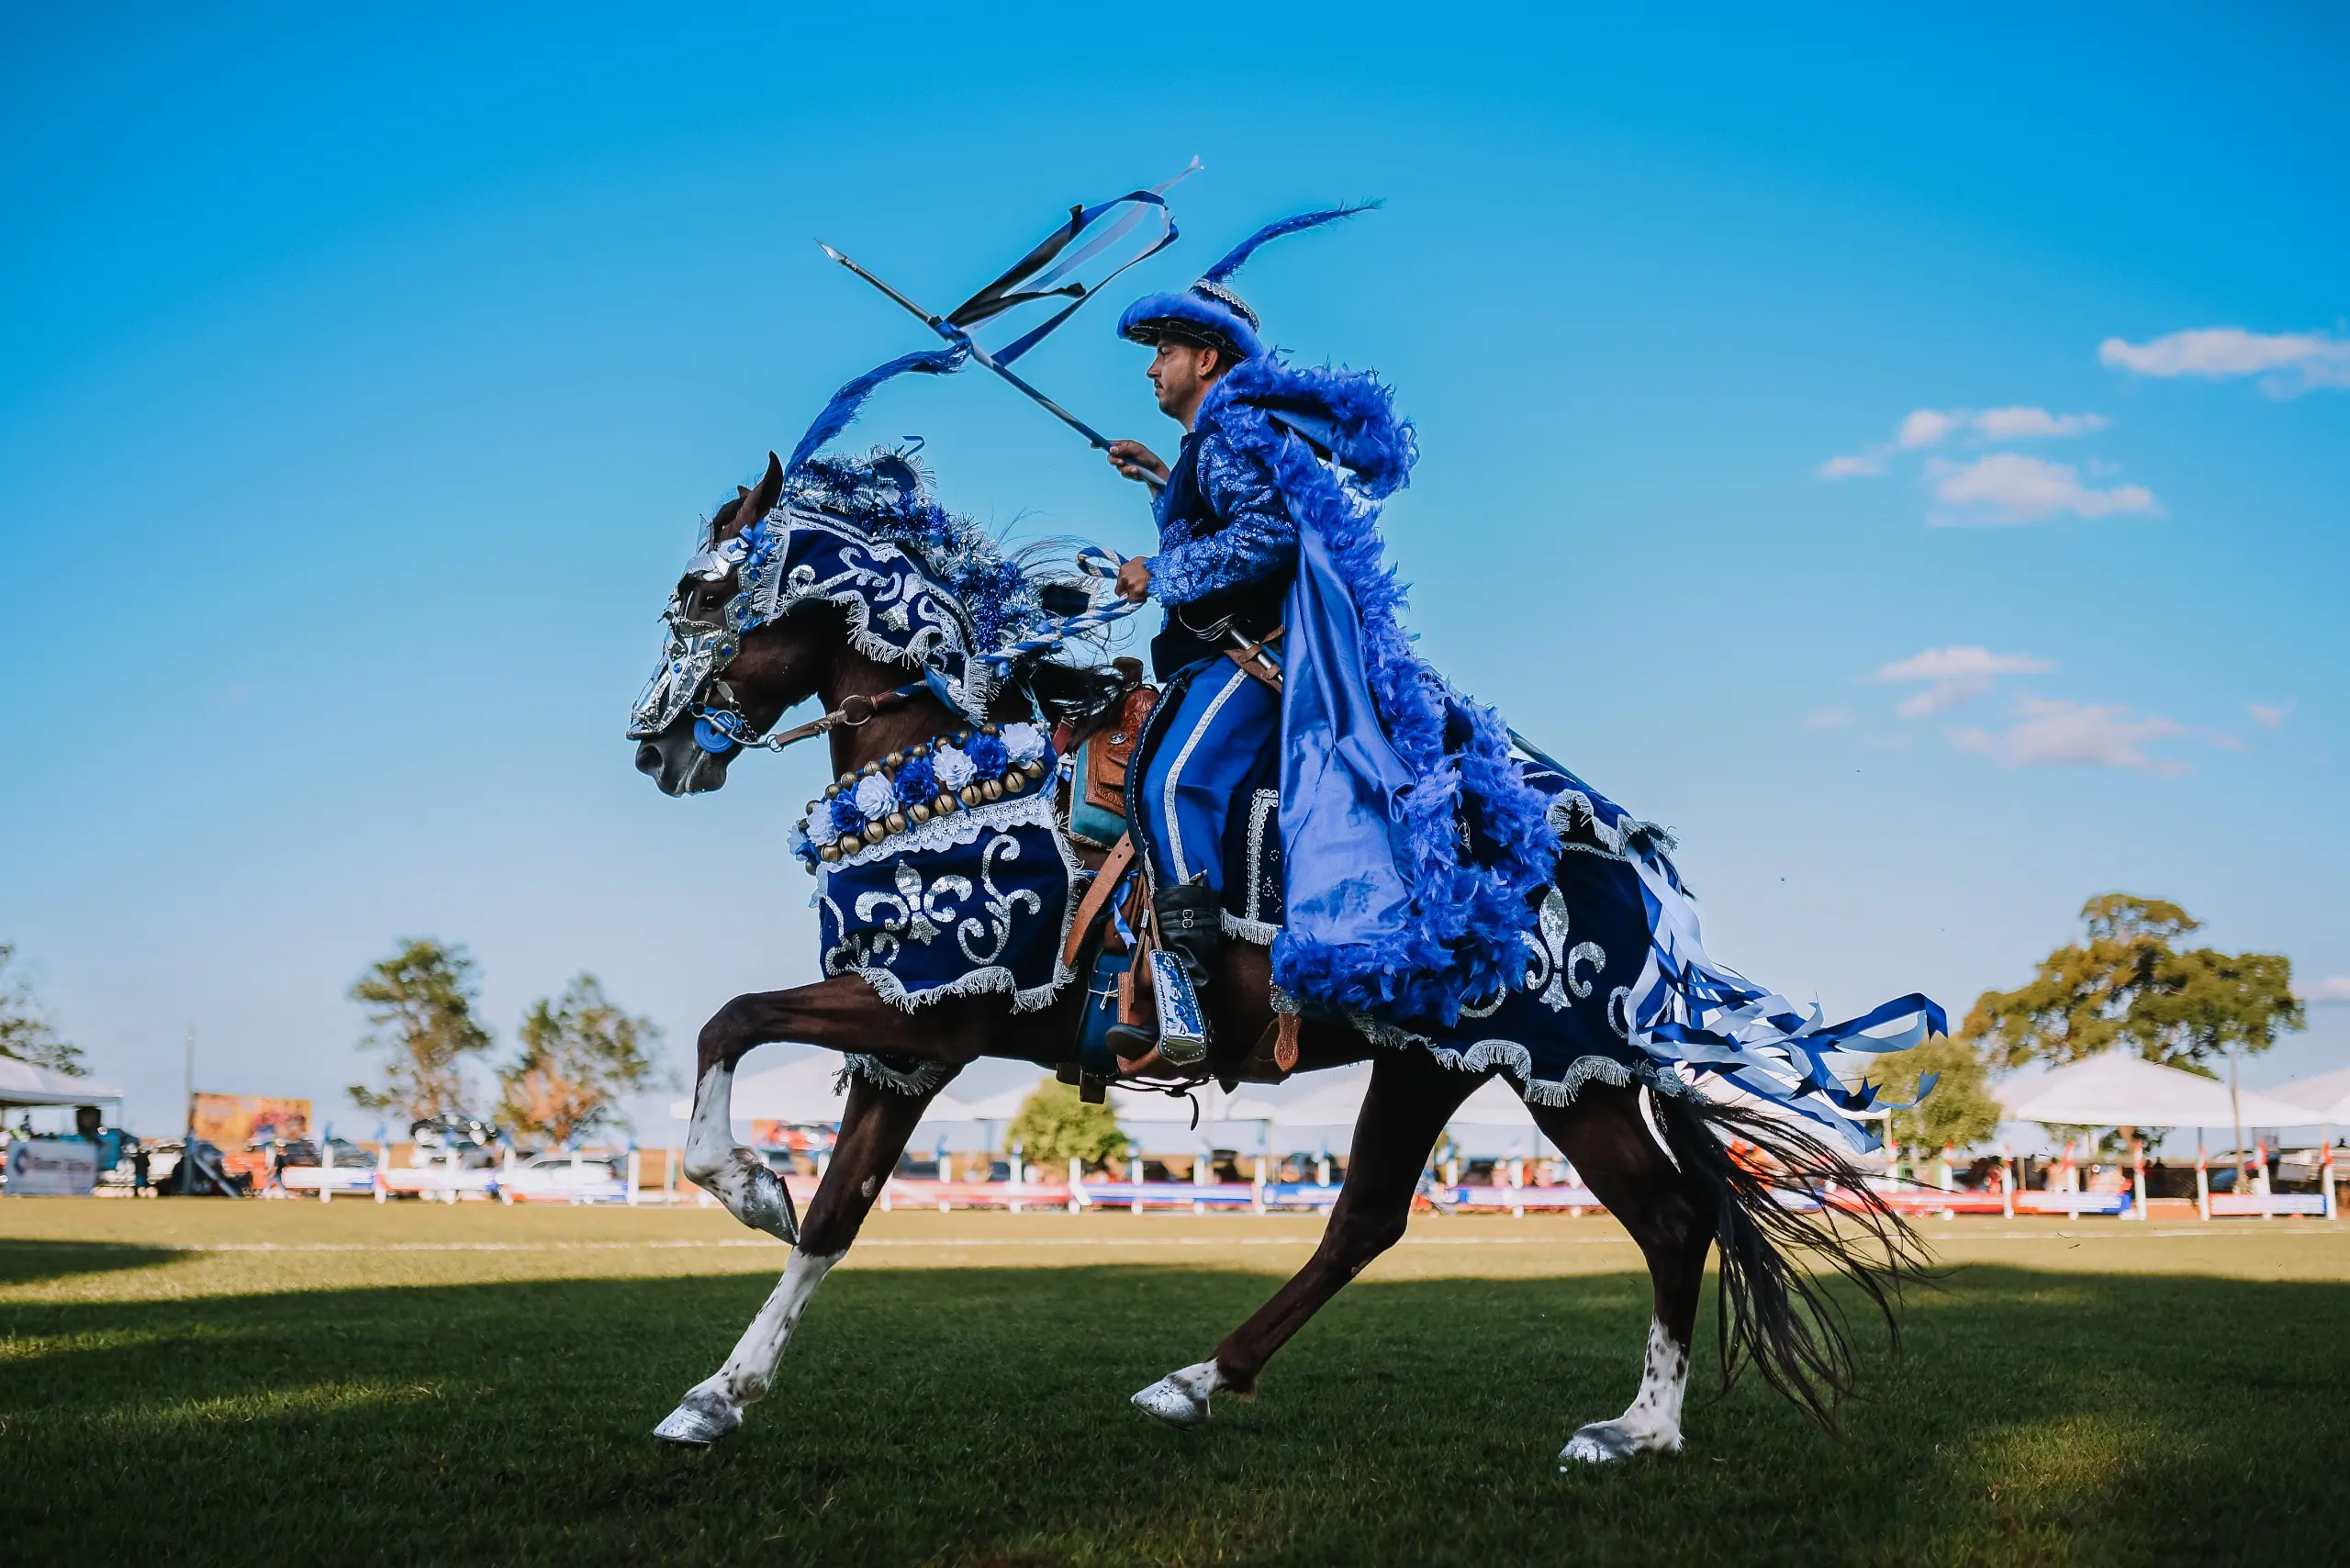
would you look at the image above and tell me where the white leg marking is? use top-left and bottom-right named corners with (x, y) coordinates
top-left (1131, 1358), bottom-right (1223, 1430)
top-left (654, 1247), bottom-right (843, 1445)
top-left (1560, 1316), bottom-right (1689, 1466)
top-left (682, 1060), bottom-right (798, 1242)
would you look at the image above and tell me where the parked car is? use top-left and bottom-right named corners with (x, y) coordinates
top-left (500, 1151), bottom-right (630, 1204)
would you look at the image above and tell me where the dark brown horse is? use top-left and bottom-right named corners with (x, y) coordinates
top-left (636, 453), bottom-right (1919, 1462)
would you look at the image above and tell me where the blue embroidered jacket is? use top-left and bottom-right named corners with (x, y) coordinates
top-left (1144, 427), bottom-right (1296, 678)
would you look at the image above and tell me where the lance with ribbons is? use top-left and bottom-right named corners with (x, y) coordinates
top-left (816, 160), bottom-right (1197, 489)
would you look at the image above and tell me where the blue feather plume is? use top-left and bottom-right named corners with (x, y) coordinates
top-left (1201, 202), bottom-right (1381, 285)
top-left (785, 345), bottom-right (968, 476)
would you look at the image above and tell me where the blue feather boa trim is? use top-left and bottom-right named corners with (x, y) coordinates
top-left (1199, 356), bottom-right (1558, 1022)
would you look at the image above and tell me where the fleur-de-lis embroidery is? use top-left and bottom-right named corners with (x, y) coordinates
top-left (1523, 886), bottom-right (1608, 1012)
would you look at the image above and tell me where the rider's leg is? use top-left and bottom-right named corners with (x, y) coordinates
top-left (1135, 660), bottom-right (1278, 902)
top-left (1132, 1049), bottom-right (1484, 1428)
top-left (656, 1075), bottom-right (942, 1445)
top-left (1118, 661), bottom-right (1278, 1060)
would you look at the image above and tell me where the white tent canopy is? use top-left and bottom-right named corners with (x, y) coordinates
top-left (1998, 1050), bottom-right (2316, 1129)
top-left (2269, 1067), bottom-right (2350, 1125)
top-left (0, 1058), bottom-right (123, 1107)
top-left (1450, 1076), bottom-right (1539, 1129)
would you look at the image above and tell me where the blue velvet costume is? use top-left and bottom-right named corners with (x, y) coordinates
top-left (1130, 427), bottom-right (1293, 906)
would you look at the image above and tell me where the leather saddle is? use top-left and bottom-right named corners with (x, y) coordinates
top-left (1048, 659), bottom-right (1299, 1103)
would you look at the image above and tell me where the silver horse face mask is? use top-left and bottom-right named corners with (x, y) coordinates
top-left (627, 530), bottom-right (754, 744)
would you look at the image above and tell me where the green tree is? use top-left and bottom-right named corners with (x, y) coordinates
top-left (0, 944), bottom-right (83, 1075)
top-left (496, 975), bottom-right (666, 1145)
top-left (1964, 894), bottom-right (2303, 1076)
top-left (348, 939), bottom-right (493, 1119)
top-left (1865, 1034), bottom-right (2003, 1151)
top-left (1005, 1080), bottom-right (1130, 1170)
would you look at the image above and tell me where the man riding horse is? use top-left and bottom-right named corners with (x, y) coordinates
top-left (629, 197), bottom-right (1943, 1462)
top-left (1094, 207), bottom-right (1563, 1076)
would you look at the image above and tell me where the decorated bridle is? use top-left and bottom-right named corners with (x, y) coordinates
top-left (628, 499), bottom-right (1138, 765)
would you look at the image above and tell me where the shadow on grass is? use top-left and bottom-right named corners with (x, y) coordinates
top-left (0, 1239), bottom-right (182, 1287)
top-left (1, 1264), bottom-right (2344, 1566)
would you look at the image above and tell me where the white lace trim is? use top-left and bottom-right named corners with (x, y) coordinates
top-left (820, 790), bottom-right (1057, 873)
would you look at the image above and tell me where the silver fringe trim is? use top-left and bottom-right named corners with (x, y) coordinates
top-left (845, 959), bottom-right (1069, 1015)
top-left (837, 1054), bottom-right (957, 1098)
top-left (1221, 911), bottom-right (1280, 946)
top-left (1347, 1011), bottom-right (1681, 1109)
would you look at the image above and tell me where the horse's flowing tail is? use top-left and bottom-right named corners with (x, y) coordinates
top-left (1652, 1090), bottom-right (1930, 1433)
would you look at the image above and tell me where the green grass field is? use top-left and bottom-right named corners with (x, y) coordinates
top-left (5, 1202), bottom-right (2346, 1566)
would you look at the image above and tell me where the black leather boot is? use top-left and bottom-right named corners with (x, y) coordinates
top-left (1103, 875), bottom-right (1225, 1063)
top-left (1155, 874), bottom-right (1225, 1002)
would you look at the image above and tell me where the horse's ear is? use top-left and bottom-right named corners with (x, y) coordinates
top-left (715, 454), bottom-right (785, 540)
top-left (745, 452), bottom-right (785, 519)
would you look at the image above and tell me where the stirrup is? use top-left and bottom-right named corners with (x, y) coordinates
top-left (1147, 947), bottom-right (1208, 1068)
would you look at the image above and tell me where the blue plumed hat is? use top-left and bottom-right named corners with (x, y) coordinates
top-left (1117, 204), bottom-right (1376, 363)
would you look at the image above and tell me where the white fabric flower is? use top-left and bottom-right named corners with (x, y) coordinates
top-left (787, 820), bottom-right (812, 858)
top-left (934, 745), bottom-right (976, 790)
top-left (1000, 721), bottom-right (1046, 765)
top-left (854, 775), bottom-right (896, 822)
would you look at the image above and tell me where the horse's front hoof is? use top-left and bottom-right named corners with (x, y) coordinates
top-left (1558, 1419), bottom-right (1678, 1466)
top-left (653, 1388), bottom-right (743, 1447)
top-left (1131, 1364), bottom-right (1215, 1430)
top-left (733, 1153), bottom-right (800, 1245)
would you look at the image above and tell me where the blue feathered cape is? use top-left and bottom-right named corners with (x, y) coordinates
top-left (1194, 356), bottom-right (1557, 1024)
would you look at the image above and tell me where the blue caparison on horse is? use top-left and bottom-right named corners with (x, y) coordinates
top-left (626, 389), bottom-right (1942, 1462)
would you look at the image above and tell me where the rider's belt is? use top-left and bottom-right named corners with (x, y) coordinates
top-left (1223, 625), bottom-right (1283, 692)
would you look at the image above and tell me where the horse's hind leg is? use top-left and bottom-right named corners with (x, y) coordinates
top-left (1132, 1048), bottom-right (1483, 1429)
top-left (655, 1072), bottom-right (946, 1446)
top-left (1527, 1083), bottom-right (1711, 1464)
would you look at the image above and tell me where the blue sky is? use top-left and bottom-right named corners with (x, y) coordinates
top-left (4, 4), bottom-right (2345, 1135)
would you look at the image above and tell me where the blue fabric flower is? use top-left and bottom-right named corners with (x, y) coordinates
top-left (827, 795), bottom-right (865, 839)
top-left (894, 756), bottom-right (937, 806)
top-left (967, 733), bottom-right (1009, 777)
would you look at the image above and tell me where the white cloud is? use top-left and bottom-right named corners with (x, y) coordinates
top-left (1822, 405), bottom-right (2112, 481)
top-left (1874, 646), bottom-right (2057, 683)
top-left (1897, 677), bottom-right (1993, 717)
top-left (1972, 406), bottom-right (2110, 441)
top-left (2248, 701), bottom-right (2293, 729)
top-left (1898, 409), bottom-right (1960, 449)
top-left (1801, 705), bottom-right (1857, 732)
top-left (1952, 697), bottom-right (2187, 773)
top-left (1929, 454), bottom-right (2158, 524)
top-left (1817, 453), bottom-right (1887, 479)
top-left (2300, 976), bottom-right (2350, 1004)
top-left (2100, 327), bottom-right (2350, 392)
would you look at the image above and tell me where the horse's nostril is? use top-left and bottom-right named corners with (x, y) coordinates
top-left (635, 742), bottom-right (663, 778)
